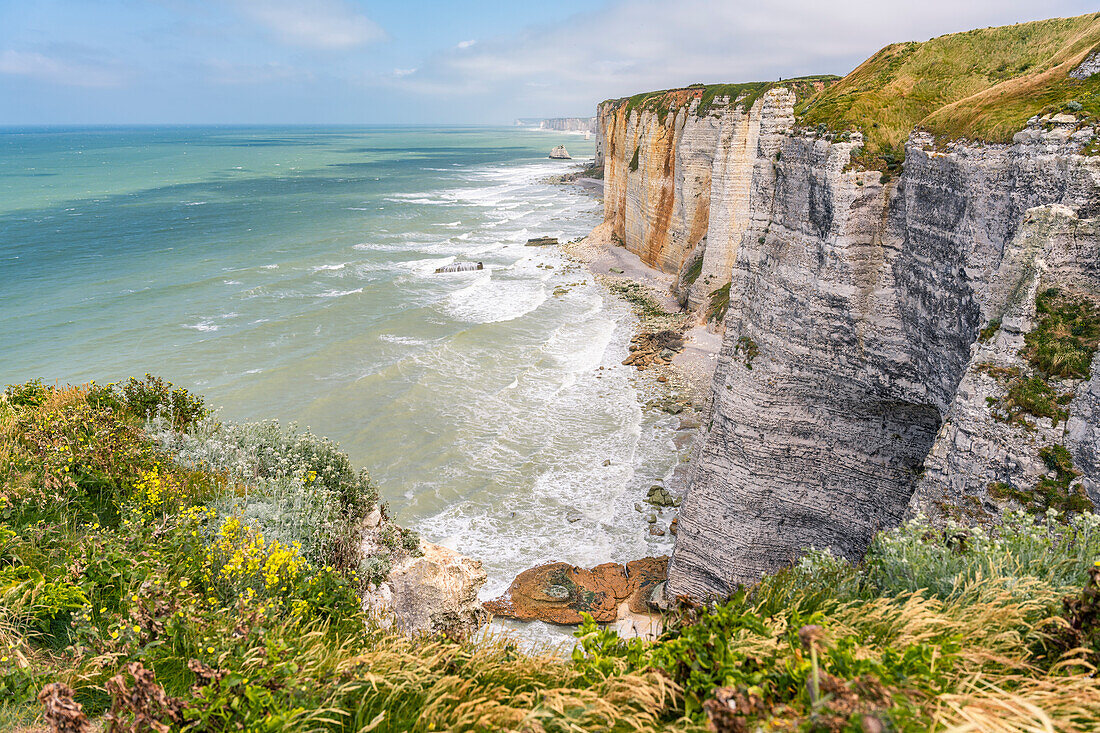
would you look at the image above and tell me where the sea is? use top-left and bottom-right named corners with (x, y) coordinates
top-left (0, 125), bottom-right (684, 644)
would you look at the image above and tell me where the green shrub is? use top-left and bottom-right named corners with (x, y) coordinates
top-left (87, 374), bottom-right (210, 430)
top-left (707, 283), bottom-right (731, 323)
top-left (734, 336), bottom-right (759, 369)
top-left (985, 373), bottom-right (1072, 428)
top-left (1024, 287), bottom-right (1100, 380)
top-left (681, 255), bottom-right (703, 286)
top-left (629, 145), bottom-right (640, 172)
top-left (2, 379), bottom-right (50, 408)
top-left (979, 317), bottom-right (1002, 342)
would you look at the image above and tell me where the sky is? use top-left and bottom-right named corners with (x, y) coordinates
top-left (0, 0), bottom-right (1096, 125)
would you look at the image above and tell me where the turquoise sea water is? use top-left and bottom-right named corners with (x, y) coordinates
top-left (0, 126), bottom-right (683, 642)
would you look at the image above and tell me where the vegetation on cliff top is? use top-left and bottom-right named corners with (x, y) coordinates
top-left (604, 14), bottom-right (1100, 170)
top-left (601, 75), bottom-right (839, 124)
top-left (796, 13), bottom-right (1100, 166)
top-left (5, 377), bottom-right (1100, 731)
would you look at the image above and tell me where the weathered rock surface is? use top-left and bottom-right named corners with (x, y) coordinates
top-left (435, 261), bottom-right (483, 273)
top-left (622, 330), bottom-right (684, 370)
top-left (910, 206), bottom-right (1100, 518)
top-left (362, 541), bottom-right (488, 638)
top-left (594, 87), bottom-right (1100, 599)
top-left (549, 145), bottom-right (571, 160)
top-left (483, 557), bottom-right (667, 625)
top-left (599, 90), bottom-right (718, 279)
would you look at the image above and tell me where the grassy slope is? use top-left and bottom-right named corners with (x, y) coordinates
top-left (604, 14), bottom-right (1100, 167)
top-left (797, 13), bottom-right (1100, 164)
top-left (4, 377), bottom-right (1100, 731)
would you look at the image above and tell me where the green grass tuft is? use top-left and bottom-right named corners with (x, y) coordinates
top-left (1025, 287), bottom-right (1100, 379)
top-left (707, 282), bottom-right (731, 323)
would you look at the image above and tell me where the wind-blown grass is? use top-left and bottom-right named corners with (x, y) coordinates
top-left (796, 13), bottom-right (1100, 166)
top-left (4, 377), bottom-right (1100, 730)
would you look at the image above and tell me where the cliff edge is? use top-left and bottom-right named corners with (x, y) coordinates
top-left (591, 13), bottom-right (1100, 599)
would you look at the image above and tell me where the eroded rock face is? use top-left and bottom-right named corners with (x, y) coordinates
top-left (598, 96), bottom-right (1100, 598)
top-left (910, 206), bottom-right (1100, 518)
top-left (599, 92), bottom-right (719, 277)
top-left (362, 541), bottom-right (488, 638)
top-left (484, 557), bottom-right (667, 625)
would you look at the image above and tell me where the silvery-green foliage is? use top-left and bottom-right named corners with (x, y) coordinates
top-left (863, 509), bottom-right (1100, 598)
top-left (208, 476), bottom-right (341, 566)
top-left (149, 416), bottom-right (377, 519)
top-left (783, 510), bottom-right (1100, 604)
top-left (148, 415), bottom-right (379, 568)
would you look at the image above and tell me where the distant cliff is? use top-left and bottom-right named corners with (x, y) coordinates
top-left (592, 13), bottom-right (1100, 599)
top-left (517, 117), bottom-right (598, 133)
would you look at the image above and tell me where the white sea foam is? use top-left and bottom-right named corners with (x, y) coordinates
top-left (184, 321), bottom-right (219, 332)
top-left (379, 334), bottom-right (429, 346)
top-left (444, 273), bottom-right (547, 324)
top-left (317, 288), bottom-right (363, 298)
top-left (312, 263), bottom-right (348, 272)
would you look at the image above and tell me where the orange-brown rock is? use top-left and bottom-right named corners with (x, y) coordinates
top-left (484, 556), bottom-right (667, 625)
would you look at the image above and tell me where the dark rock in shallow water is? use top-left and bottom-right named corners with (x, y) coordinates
top-left (435, 261), bottom-right (483, 274)
top-left (525, 236), bottom-right (559, 246)
top-left (646, 485), bottom-right (675, 507)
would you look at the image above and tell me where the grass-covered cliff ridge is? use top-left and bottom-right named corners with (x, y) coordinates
top-left (6, 376), bottom-right (1100, 730)
top-left (602, 12), bottom-right (1100, 166)
top-left (599, 76), bottom-right (839, 123)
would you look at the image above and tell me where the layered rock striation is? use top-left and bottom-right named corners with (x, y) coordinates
top-left (594, 76), bottom-right (1100, 600)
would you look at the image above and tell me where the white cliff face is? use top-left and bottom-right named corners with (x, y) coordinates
top-left (595, 89), bottom-right (1100, 600)
top-left (691, 89), bottom-right (795, 309)
top-left (599, 95), bottom-right (721, 276)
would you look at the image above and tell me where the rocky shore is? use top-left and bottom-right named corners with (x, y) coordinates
top-left (481, 181), bottom-right (721, 636)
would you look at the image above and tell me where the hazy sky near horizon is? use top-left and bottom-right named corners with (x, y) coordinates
top-left (1, 0), bottom-right (1097, 125)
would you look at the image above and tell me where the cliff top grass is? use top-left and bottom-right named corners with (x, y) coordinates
top-left (601, 75), bottom-right (839, 124)
top-left (796, 12), bottom-right (1100, 165)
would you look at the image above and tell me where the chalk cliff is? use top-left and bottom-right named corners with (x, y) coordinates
top-left (592, 15), bottom-right (1100, 599)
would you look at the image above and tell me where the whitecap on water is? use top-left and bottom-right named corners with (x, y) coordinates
top-left (379, 334), bottom-right (429, 346)
top-left (444, 272), bottom-right (547, 324)
top-left (317, 288), bottom-right (363, 298)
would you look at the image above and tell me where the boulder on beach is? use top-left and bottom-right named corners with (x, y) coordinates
top-left (548, 145), bottom-right (571, 160)
top-left (483, 556), bottom-right (667, 625)
top-left (435, 261), bottom-right (483, 273)
top-left (362, 541), bottom-right (488, 638)
top-left (525, 236), bottom-right (559, 246)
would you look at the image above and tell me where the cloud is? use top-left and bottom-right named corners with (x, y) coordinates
top-left (392, 67), bottom-right (417, 78)
top-left (204, 60), bottom-right (314, 85)
top-left (456, 40), bottom-right (477, 50)
top-left (379, 0), bottom-right (1097, 119)
top-left (233, 0), bottom-right (385, 49)
top-left (0, 50), bottom-right (125, 87)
